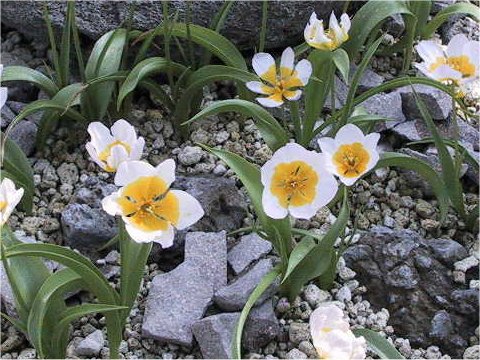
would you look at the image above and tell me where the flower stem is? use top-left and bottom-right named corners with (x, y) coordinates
top-left (290, 101), bottom-right (302, 144)
top-left (258, 0), bottom-right (268, 52)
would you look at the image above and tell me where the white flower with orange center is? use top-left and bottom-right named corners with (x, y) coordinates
top-left (86, 119), bottom-right (145, 173)
top-left (102, 160), bottom-right (204, 246)
top-left (318, 124), bottom-right (380, 186)
top-left (246, 47), bottom-right (312, 108)
top-left (0, 178), bottom-right (24, 227)
top-left (415, 34), bottom-right (479, 87)
top-left (0, 64), bottom-right (8, 110)
top-left (261, 143), bottom-right (338, 219)
top-left (304, 11), bottom-right (351, 51)
top-left (310, 304), bottom-right (366, 360)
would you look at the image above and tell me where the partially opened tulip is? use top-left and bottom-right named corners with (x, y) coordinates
top-left (310, 304), bottom-right (366, 360)
top-left (86, 119), bottom-right (145, 172)
top-left (0, 64), bottom-right (8, 110)
top-left (246, 47), bottom-right (312, 108)
top-left (415, 34), bottom-right (479, 88)
top-left (318, 124), bottom-right (380, 186)
top-left (304, 11), bottom-right (351, 51)
top-left (0, 178), bottom-right (24, 227)
top-left (102, 160), bottom-right (204, 246)
top-left (261, 143), bottom-right (338, 219)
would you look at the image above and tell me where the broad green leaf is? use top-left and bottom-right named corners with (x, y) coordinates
top-left (1, 66), bottom-right (59, 97)
top-left (27, 268), bottom-right (83, 358)
top-left (189, 100), bottom-right (288, 151)
top-left (376, 152), bottom-right (449, 220)
top-left (84, 29), bottom-right (127, 120)
top-left (1, 312), bottom-right (27, 334)
top-left (203, 146), bottom-right (291, 254)
top-left (174, 65), bottom-right (257, 125)
top-left (344, 0), bottom-right (412, 58)
top-left (1, 134), bottom-right (34, 212)
top-left (422, 2), bottom-right (480, 39)
top-left (137, 23), bottom-right (247, 70)
top-left (353, 328), bottom-right (405, 359)
top-left (332, 48), bottom-right (350, 84)
top-left (409, 0), bottom-right (432, 37)
top-left (411, 86), bottom-right (466, 218)
top-left (283, 190), bottom-right (349, 299)
top-left (118, 221), bottom-right (152, 322)
top-left (281, 236), bottom-right (316, 283)
top-left (232, 266), bottom-right (281, 359)
top-left (37, 83), bottom-right (84, 150)
top-left (117, 57), bottom-right (188, 109)
top-left (303, 50), bottom-right (334, 146)
top-left (0, 227), bottom-right (51, 325)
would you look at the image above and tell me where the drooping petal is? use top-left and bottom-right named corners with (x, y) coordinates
top-left (294, 59), bottom-right (313, 86)
top-left (169, 190), bottom-right (204, 229)
top-left (256, 95), bottom-right (284, 108)
top-left (0, 87), bottom-right (7, 110)
top-left (153, 158), bottom-right (176, 189)
top-left (111, 119), bottom-right (137, 144)
top-left (124, 222), bottom-right (175, 247)
top-left (101, 191), bottom-right (121, 216)
top-left (252, 52), bottom-right (277, 85)
top-left (114, 160), bottom-right (155, 186)
top-left (86, 142), bottom-right (106, 170)
top-left (283, 90), bottom-right (302, 101)
top-left (280, 47), bottom-right (295, 79)
top-left (446, 34), bottom-right (469, 57)
top-left (87, 122), bottom-right (114, 152)
top-left (246, 81), bottom-right (274, 95)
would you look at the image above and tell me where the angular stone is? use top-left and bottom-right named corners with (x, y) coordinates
top-left (1, 1), bottom-right (345, 51)
top-left (349, 64), bottom-right (385, 93)
top-left (9, 120), bottom-right (37, 156)
top-left (75, 330), bottom-right (104, 357)
top-left (192, 313), bottom-right (238, 359)
top-left (398, 84), bottom-right (452, 121)
top-left (429, 310), bottom-right (453, 340)
top-left (228, 233), bottom-right (272, 275)
top-left (61, 203), bottom-right (117, 250)
top-left (142, 231), bottom-right (227, 347)
top-left (1, 104), bottom-right (16, 128)
top-left (428, 239), bottom-right (468, 266)
top-left (361, 91), bottom-right (406, 129)
top-left (243, 300), bottom-right (280, 351)
top-left (214, 258), bottom-right (277, 311)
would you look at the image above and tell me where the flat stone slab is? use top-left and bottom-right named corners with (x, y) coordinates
top-left (228, 233), bottom-right (272, 275)
top-left (142, 231), bottom-right (227, 346)
top-left (214, 258), bottom-right (277, 311)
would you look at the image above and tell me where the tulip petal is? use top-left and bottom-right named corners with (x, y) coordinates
top-left (446, 34), bottom-right (469, 57)
top-left (130, 137), bottom-right (145, 161)
top-left (430, 64), bottom-right (463, 81)
top-left (87, 122), bottom-right (114, 152)
top-left (125, 222), bottom-right (175, 247)
top-left (294, 59), bottom-right (313, 86)
top-left (334, 123), bottom-right (366, 145)
top-left (256, 95), bottom-right (283, 108)
top-left (169, 190), bottom-right (204, 229)
top-left (416, 40), bottom-right (444, 65)
top-left (106, 144), bottom-right (130, 172)
top-left (153, 159), bottom-right (176, 188)
top-left (252, 52), bottom-right (277, 85)
top-left (0, 87), bottom-right (7, 110)
top-left (246, 81), bottom-right (274, 95)
top-left (340, 13), bottom-right (351, 33)
top-left (101, 191), bottom-right (121, 216)
top-left (280, 47), bottom-right (295, 78)
top-left (114, 160), bottom-right (155, 186)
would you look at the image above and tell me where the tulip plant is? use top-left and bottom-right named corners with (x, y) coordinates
top-left (0, 0), bottom-right (479, 360)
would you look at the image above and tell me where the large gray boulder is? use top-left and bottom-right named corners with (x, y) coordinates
top-left (1, 1), bottom-right (346, 50)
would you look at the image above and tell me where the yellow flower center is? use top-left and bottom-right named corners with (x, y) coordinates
top-left (429, 55), bottom-right (476, 78)
top-left (0, 201), bottom-right (7, 212)
top-left (270, 161), bottom-right (318, 208)
top-left (98, 140), bottom-right (132, 172)
top-left (260, 64), bottom-right (303, 101)
top-left (333, 143), bottom-right (370, 178)
top-left (116, 176), bottom-right (179, 232)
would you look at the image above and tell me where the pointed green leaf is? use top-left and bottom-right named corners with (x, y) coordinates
top-left (353, 328), bottom-right (404, 359)
top-left (1, 66), bottom-right (59, 97)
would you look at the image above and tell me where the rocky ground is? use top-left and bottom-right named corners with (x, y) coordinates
top-left (1, 8), bottom-right (479, 360)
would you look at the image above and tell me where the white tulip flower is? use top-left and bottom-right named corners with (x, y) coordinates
top-left (0, 178), bottom-right (24, 227)
top-left (304, 11), bottom-right (351, 51)
top-left (261, 143), bottom-right (338, 219)
top-left (310, 304), bottom-right (367, 360)
top-left (246, 47), bottom-right (312, 108)
top-left (102, 160), bottom-right (204, 246)
top-left (415, 34), bottom-right (479, 88)
top-left (0, 64), bottom-right (8, 110)
top-left (318, 124), bottom-right (380, 186)
top-left (86, 119), bottom-right (145, 172)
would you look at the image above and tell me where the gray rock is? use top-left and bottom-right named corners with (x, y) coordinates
top-left (383, 13), bottom-right (405, 37)
top-left (243, 300), bottom-right (280, 351)
top-left (142, 231), bottom-right (227, 347)
top-left (75, 330), bottom-right (104, 357)
top-left (192, 313), bottom-right (238, 359)
top-left (286, 348), bottom-right (308, 359)
top-left (428, 239), bottom-right (468, 266)
top-left (343, 226), bottom-right (478, 357)
top-left (61, 203), bottom-right (118, 250)
top-left (214, 258), bottom-right (277, 311)
top-left (228, 233), bottom-right (272, 275)
top-left (178, 146), bottom-right (203, 166)
top-left (303, 284), bottom-right (330, 308)
top-left (398, 84), bottom-right (452, 121)
top-left (464, 345), bottom-right (480, 359)
top-left (57, 163), bottom-right (79, 185)
top-left (440, 14), bottom-right (479, 43)
top-left (362, 91), bottom-right (406, 128)
top-left (454, 256), bottom-right (479, 273)
top-left (289, 322), bottom-right (310, 344)
top-left (350, 64), bottom-right (385, 93)
top-left (9, 120), bottom-right (37, 156)
top-left (335, 285), bottom-right (352, 302)
top-left (1, 1), bottom-right (345, 50)
top-left (0, 263), bottom-right (16, 318)
top-left (1, 104), bottom-right (16, 128)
